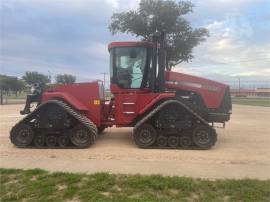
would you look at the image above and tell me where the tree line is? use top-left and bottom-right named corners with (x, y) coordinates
top-left (0, 72), bottom-right (76, 104)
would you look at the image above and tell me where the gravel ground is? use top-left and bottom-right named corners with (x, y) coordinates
top-left (0, 104), bottom-right (269, 179)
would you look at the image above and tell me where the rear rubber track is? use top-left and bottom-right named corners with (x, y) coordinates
top-left (133, 98), bottom-right (217, 150)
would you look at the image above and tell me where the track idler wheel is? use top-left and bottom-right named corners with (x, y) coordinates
top-left (179, 135), bottom-right (192, 148)
top-left (57, 135), bottom-right (69, 147)
top-left (168, 136), bottom-right (179, 147)
top-left (192, 125), bottom-right (217, 149)
top-left (156, 136), bottom-right (167, 147)
top-left (69, 124), bottom-right (96, 148)
top-left (33, 135), bottom-right (45, 147)
top-left (10, 124), bottom-right (34, 147)
top-left (133, 124), bottom-right (157, 147)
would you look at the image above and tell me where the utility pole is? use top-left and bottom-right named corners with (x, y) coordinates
top-left (0, 89), bottom-right (3, 105)
top-left (48, 71), bottom-right (51, 79)
top-left (238, 77), bottom-right (241, 95)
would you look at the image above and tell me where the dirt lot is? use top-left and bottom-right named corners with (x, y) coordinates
top-left (0, 104), bottom-right (269, 179)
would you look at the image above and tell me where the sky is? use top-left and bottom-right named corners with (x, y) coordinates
top-left (1, 0), bottom-right (270, 88)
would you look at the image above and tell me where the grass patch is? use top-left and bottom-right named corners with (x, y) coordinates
top-left (1, 168), bottom-right (270, 202)
top-left (232, 97), bottom-right (270, 107)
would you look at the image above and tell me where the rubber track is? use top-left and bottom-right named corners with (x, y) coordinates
top-left (134, 99), bottom-right (213, 130)
top-left (10, 100), bottom-right (97, 148)
top-left (133, 99), bottom-right (217, 149)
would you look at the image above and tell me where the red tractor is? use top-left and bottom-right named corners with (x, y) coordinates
top-left (10, 34), bottom-right (232, 149)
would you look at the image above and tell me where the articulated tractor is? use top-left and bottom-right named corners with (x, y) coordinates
top-left (10, 34), bottom-right (232, 149)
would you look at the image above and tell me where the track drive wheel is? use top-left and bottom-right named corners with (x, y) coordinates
top-left (133, 124), bottom-right (157, 147)
top-left (10, 124), bottom-right (34, 147)
top-left (69, 124), bottom-right (96, 148)
top-left (192, 125), bottom-right (217, 149)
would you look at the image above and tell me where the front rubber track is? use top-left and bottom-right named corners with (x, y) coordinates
top-left (9, 100), bottom-right (98, 149)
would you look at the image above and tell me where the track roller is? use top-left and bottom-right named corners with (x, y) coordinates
top-left (168, 136), bottom-right (179, 147)
top-left (156, 136), bottom-right (167, 147)
top-left (57, 135), bottom-right (69, 147)
top-left (179, 135), bottom-right (192, 148)
top-left (46, 136), bottom-right (57, 147)
top-left (133, 124), bottom-right (157, 147)
top-left (33, 135), bottom-right (45, 147)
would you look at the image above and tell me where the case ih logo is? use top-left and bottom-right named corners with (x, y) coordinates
top-left (201, 84), bottom-right (220, 92)
top-left (166, 81), bottom-right (220, 92)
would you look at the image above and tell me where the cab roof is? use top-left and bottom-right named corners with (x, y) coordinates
top-left (108, 41), bottom-right (153, 50)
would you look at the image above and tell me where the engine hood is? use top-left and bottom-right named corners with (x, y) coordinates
top-left (165, 71), bottom-right (230, 109)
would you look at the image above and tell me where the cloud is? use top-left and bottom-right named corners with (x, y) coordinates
top-left (178, 0), bottom-right (270, 80)
top-left (85, 42), bottom-right (109, 60)
top-left (1, 0), bottom-right (269, 87)
top-left (1, 0), bottom-right (118, 75)
top-left (106, 0), bottom-right (120, 8)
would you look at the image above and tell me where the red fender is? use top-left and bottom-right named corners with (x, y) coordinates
top-left (42, 91), bottom-right (88, 111)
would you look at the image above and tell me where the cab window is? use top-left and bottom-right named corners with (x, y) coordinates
top-left (113, 47), bottom-right (147, 89)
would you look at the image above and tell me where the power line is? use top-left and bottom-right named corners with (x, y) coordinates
top-left (221, 57), bottom-right (270, 64)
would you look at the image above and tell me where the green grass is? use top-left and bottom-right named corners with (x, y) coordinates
top-left (1, 168), bottom-right (270, 202)
top-left (232, 97), bottom-right (270, 107)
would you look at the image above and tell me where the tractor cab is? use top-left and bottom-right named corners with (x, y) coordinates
top-left (108, 42), bottom-right (153, 91)
top-left (108, 33), bottom-right (166, 94)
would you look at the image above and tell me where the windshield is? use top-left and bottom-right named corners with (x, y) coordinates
top-left (112, 47), bottom-right (147, 89)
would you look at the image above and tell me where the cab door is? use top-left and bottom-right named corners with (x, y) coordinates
top-left (113, 91), bottom-right (138, 126)
top-left (110, 46), bottom-right (150, 126)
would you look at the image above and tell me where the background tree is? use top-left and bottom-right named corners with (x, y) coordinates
top-left (0, 75), bottom-right (9, 104)
top-left (55, 74), bottom-right (76, 84)
top-left (22, 71), bottom-right (50, 86)
top-left (109, 0), bottom-right (209, 69)
top-left (10, 78), bottom-right (25, 96)
top-left (0, 75), bottom-right (26, 104)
